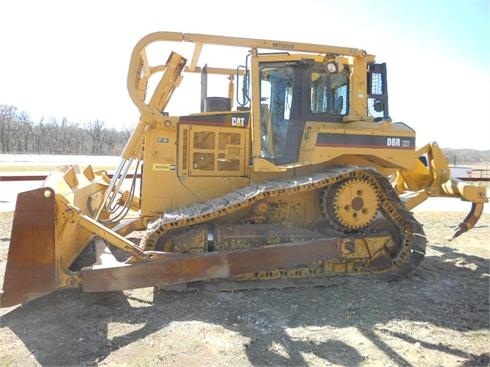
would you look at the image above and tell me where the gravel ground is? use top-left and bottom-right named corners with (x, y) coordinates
top-left (0, 210), bottom-right (489, 367)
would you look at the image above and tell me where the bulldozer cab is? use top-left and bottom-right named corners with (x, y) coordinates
top-left (256, 58), bottom-right (350, 164)
top-left (247, 54), bottom-right (390, 171)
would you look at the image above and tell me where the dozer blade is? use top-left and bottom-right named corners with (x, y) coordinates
top-left (1, 188), bottom-right (57, 307)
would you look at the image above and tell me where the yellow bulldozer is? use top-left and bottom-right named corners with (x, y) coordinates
top-left (1, 32), bottom-right (487, 307)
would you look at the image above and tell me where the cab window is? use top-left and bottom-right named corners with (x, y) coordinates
top-left (310, 66), bottom-right (349, 116)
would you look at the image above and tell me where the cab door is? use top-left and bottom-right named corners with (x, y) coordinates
top-left (254, 58), bottom-right (303, 165)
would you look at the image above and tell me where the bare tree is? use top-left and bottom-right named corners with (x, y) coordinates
top-left (33, 118), bottom-right (47, 153)
top-left (86, 119), bottom-right (106, 155)
top-left (17, 111), bottom-right (33, 152)
top-left (0, 105), bottom-right (17, 153)
top-left (47, 117), bottom-right (60, 154)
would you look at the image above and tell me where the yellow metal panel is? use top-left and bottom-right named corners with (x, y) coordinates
top-left (298, 121), bottom-right (417, 170)
top-left (140, 120), bottom-right (181, 217)
top-left (185, 125), bottom-right (248, 177)
top-left (141, 117), bottom-right (251, 216)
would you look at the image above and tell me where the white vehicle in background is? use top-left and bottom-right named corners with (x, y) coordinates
top-left (450, 166), bottom-right (473, 179)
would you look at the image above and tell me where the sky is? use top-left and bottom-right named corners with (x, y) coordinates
top-left (0, 0), bottom-right (489, 149)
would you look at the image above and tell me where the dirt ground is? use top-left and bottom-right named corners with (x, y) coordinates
top-left (0, 209), bottom-right (489, 367)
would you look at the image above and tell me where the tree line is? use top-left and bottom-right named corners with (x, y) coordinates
top-left (443, 148), bottom-right (490, 165)
top-left (2, 103), bottom-right (489, 162)
top-left (0, 104), bottom-right (131, 155)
